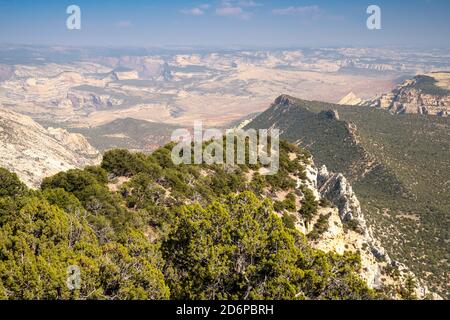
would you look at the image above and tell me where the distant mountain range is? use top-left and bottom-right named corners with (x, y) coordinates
top-left (2, 46), bottom-right (449, 129)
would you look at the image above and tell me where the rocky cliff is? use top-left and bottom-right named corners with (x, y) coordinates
top-left (342, 73), bottom-right (450, 117)
top-left (0, 107), bottom-right (101, 188)
top-left (295, 159), bottom-right (439, 299)
top-left (66, 89), bottom-right (124, 114)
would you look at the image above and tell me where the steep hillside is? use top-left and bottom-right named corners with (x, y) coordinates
top-left (0, 139), bottom-right (432, 299)
top-left (246, 95), bottom-right (450, 297)
top-left (0, 107), bottom-right (101, 188)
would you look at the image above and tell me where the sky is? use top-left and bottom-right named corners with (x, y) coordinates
top-left (0, 0), bottom-right (449, 48)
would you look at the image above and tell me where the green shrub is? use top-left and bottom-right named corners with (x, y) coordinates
top-left (0, 168), bottom-right (27, 197)
top-left (282, 213), bottom-right (297, 229)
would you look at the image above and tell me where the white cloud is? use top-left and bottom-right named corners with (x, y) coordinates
top-left (116, 20), bottom-right (132, 28)
top-left (215, 6), bottom-right (252, 20)
top-left (272, 5), bottom-right (320, 15)
top-left (238, 0), bottom-right (262, 7)
top-left (181, 4), bottom-right (212, 16)
top-left (215, 0), bottom-right (260, 20)
top-left (216, 6), bottom-right (242, 16)
top-left (181, 1), bottom-right (258, 20)
top-left (181, 7), bottom-right (206, 16)
top-left (220, 0), bottom-right (261, 8)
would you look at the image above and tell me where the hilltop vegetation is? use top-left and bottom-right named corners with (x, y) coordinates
top-left (71, 118), bottom-right (182, 153)
top-left (413, 75), bottom-right (449, 97)
top-left (0, 141), bottom-right (378, 300)
top-left (246, 95), bottom-right (450, 297)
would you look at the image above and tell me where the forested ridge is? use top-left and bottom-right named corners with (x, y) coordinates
top-left (246, 96), bottom-right (450, 297)
top-left (0, 140), bottom-right (379, 300)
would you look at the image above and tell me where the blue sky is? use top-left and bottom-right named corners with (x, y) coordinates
top-left (0, 0), bottom-right (449, 48)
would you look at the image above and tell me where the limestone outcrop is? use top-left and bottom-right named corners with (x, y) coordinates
top-left (0, 107), bottom-right (101, 188)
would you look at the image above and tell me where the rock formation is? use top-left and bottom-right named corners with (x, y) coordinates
top-left (293, 158), bottom-right (439, 299)
top-left (66, 90), bottom-right (123, 114)
top-left (345, 74), bottom-right (450, 117)
top-left (0, 107), bottom-right (101, 188)
top-left (112, 68), bottom-right (140, 81)
top-left (338, 92), bottom-right (362, 105)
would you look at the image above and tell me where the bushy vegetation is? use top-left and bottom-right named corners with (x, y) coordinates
top-left (298, 187), bottom-right (319, 225)
top-left (308, 213), bottom-right (332, 241)
top-left (0, 140), bottom-right (378, 300)
top-left (413, 75), bottom-right (449, 97)
top-left (71, 118), bottom-right (182, 152)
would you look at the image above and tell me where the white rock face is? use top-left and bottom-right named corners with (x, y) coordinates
top-left (0, 107), bottom-right (101, 188)
top-left (338, 92), bottom-right (363, 105)
top-left (359, 74), bottom-right (449, 117)
top-left (67, 90), bottom-right (124, 114)
top-left (113, 70), bottom-right (139, 81)
top-left (304, 164), bottom-right (320, 200)
top-left (296, 160), bottom-right (438, 298)
top-left (317, 165), bottom-right (362, 222)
